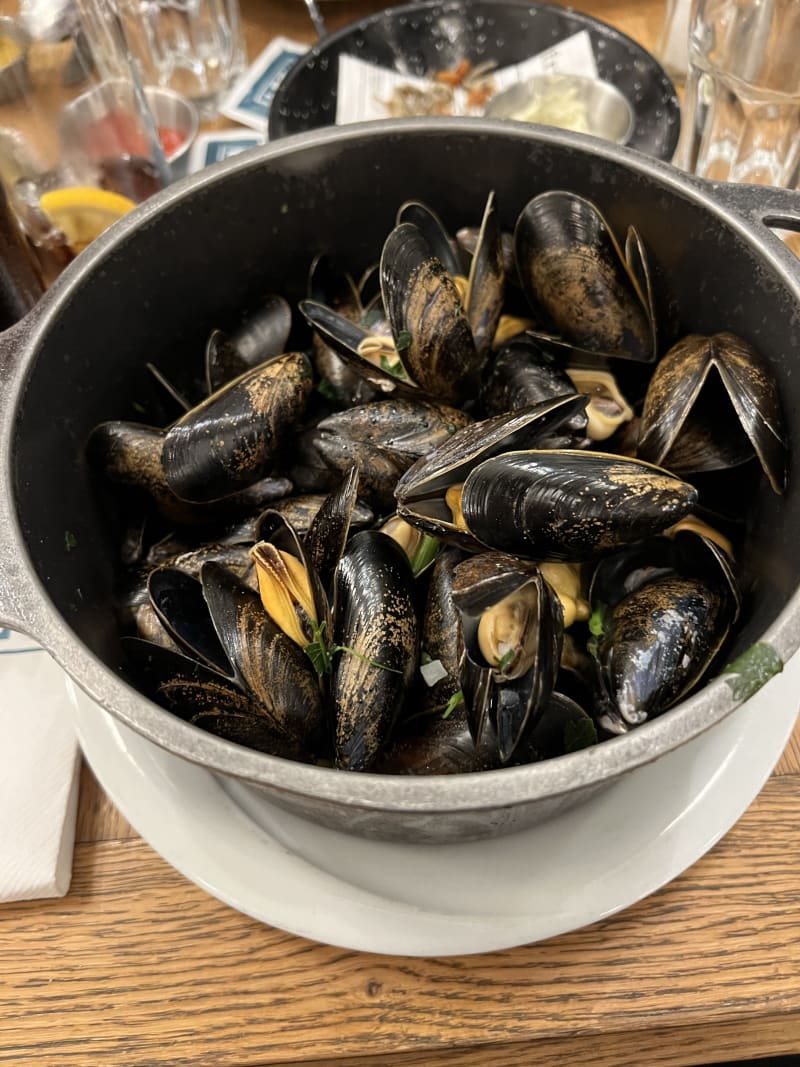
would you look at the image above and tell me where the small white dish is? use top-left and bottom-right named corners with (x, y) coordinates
top-left (69, 656), bottom-right (800, 957)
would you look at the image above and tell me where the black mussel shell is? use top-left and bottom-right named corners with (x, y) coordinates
top-left (515, 191), bottom-right (654, 362)
top-left (480, 335), bottom-right (578, 418)
top-left (592, 572), bottom-right (736, 730)
top-left (201, 562), bottom-right (325, 748)
top-left (147, 567), bottom-right (233, 676)
top-left (305, 466), bottom-right (361, 593)
top-left (509, 692), bottom-right (598, 765)
top-left (162, 352), bottom-right (312, 503)
top-left (332, 531), bottom-right (418, 771)
top-left (230, 294), bottom-right (292, 370)
top-left (452, 552), bottom-right (563, 764)
top-left (395, 396), bottom-right (588, 548)
top-left (418, 546), bottom-right (465, 715)
top-left (375, 704), bottom-right (499, 775)
top-left (380, 221), bottom-right (481, 405)
top-left (465, 191), bottom-right (505, 360)
top-left (463, 450), bottom-right (697, 562)
top-left (396, 199), bottom-right (463, 277)
top-left (637, 332), bottom-right (787, 494)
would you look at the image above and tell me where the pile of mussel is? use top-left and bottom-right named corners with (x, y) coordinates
top-left (89, 189), bottom-right (788, 775)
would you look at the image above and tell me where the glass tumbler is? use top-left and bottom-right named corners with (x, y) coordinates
top-left (673, 0), bottom-right (800, 186)
top-left (113, 0), bottom-right (246, 119)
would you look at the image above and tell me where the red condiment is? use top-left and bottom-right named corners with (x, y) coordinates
top-left (158, 126), bottom-right (184, 157)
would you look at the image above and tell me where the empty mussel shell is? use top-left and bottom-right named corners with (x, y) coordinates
top-left (637, 332), bottom-right (788, 494)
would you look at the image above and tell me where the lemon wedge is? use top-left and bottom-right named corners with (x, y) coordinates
top-left (39, 187), bottom-right (136, 254)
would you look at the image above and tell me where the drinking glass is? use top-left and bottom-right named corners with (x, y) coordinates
top-left (113, 0), bottom-right (246, 119)
top-left (673, 0), bottom-right (800, 186)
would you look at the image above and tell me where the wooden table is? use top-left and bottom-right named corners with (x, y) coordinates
top-left (4, 1), bottom-right (800, 1063)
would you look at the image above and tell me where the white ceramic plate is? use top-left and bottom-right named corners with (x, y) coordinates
top-left (69, 657), bottom-right (800, 957)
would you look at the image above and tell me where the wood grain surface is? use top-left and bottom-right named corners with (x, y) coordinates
top-left (4, 0), bottom-right (800, 1064)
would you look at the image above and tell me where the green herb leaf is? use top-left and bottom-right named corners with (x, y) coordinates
top-left (380, 353), bottom-right (399, 373)
top-left (316, 378), bottom-right (338, 402)
top-left (563, 714), bottom-right (598, 753)
top-left (420, 650), bottom-right (432, 666)
top-left (64, 530), bottom-right (78, 552)
top-left (362, 307), bottom-right (384, 329)
top-left (495, 648), bottom-right (515, 673)
top-left (395, 329), bottom-right (413, 353)
top-left (442, 690), bottom-right (464, 719)
top-left (409, 534), bottom-right (440, 576)
top-left (304, 640), bottom-right (330, 677)
top-left (588, 603), bottom-right (606, 638)
top-left (333, 644), bottom-right (403, 674)
top-left (304, 620), bottom-right (334, 677)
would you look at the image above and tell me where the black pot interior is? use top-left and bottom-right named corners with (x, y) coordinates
top-left (11, 127), bottom-right (799, 683)
top-left (269, 0), bottom-right (680, 161)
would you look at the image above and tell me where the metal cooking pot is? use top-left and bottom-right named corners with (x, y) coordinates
top-left (1, 119), bottom-right (799, 843)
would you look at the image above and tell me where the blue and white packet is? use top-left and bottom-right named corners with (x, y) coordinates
top-left (188, 129), bottom-right (266, 174)
top-left (220, 36), bottom-right (307, 132)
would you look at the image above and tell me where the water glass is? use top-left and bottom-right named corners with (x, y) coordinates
top-left (673, 0), bottom-right (800, 186)
top-left (113, 0), bottom-right (246, 119)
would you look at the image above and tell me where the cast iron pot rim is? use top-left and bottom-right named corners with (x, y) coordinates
top-left (4, 117), bottom-right (800, 814)
top-left (267, 0), bottom-right (681, 161)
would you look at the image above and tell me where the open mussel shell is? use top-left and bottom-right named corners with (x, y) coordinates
top-left (205, 297), bottom-right (294, 395)
top-left (147, 567), bottom-right (233, 676)
top-left (465, 191), bottom-right (505, 360)
top-left (123, 636), bottom-right (250, 716)
top-left (161, 352), bottom-right (313, 503)
top-left (396, 199), bottom-right (463, 277)
top-left (395, 395), bottom-right (588, 548)
top-left (230, 294), bottom-right (292, 369)
top-left (201, 562), bottom-right (325, 748)
top-left (462, 450), bottom-right (698, 562)
top-left (304, 465), bottom-right (361, 593)
top-left (637, 332), bottom-right (788, 493)
top-left (299, 299), bottom-right (420, 400)
top-left (251, 509), bottom-right (330, 644)
top-left (452, 552), bottom-right (563, 764)
top-left (124, 637), bottom-right (305, 758)
top-left (515, 191), bottom-right (655, 362)
top-left (332, 531), bottom-right (418, 771)
top-left (205, 330), bottom-right (247, 397)
top-left (380, 221), bottom-right (481, 405)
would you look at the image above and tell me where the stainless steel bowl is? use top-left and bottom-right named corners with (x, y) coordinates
top-left (60, 79), bottom-right (198, 174)
top-left (143, 86), bottom-right (199, 173)
top-left (485, 72), bottom-right (634, 145)
top-left (1, 120), bottom-right (799, 844)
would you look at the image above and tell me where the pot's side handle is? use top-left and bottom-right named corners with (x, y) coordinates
top-left (710, 181), bottom-right (800, 252)
top-left (0, 310), bottom-right (50, 644)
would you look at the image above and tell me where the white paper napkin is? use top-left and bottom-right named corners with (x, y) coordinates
top-left (0, 628), bottom-right (80, 902)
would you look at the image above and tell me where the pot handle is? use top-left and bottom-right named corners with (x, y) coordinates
top-left (0, 307), bottom-right (50, 644)
top-left (709, 180), bottom-right (800, 248)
